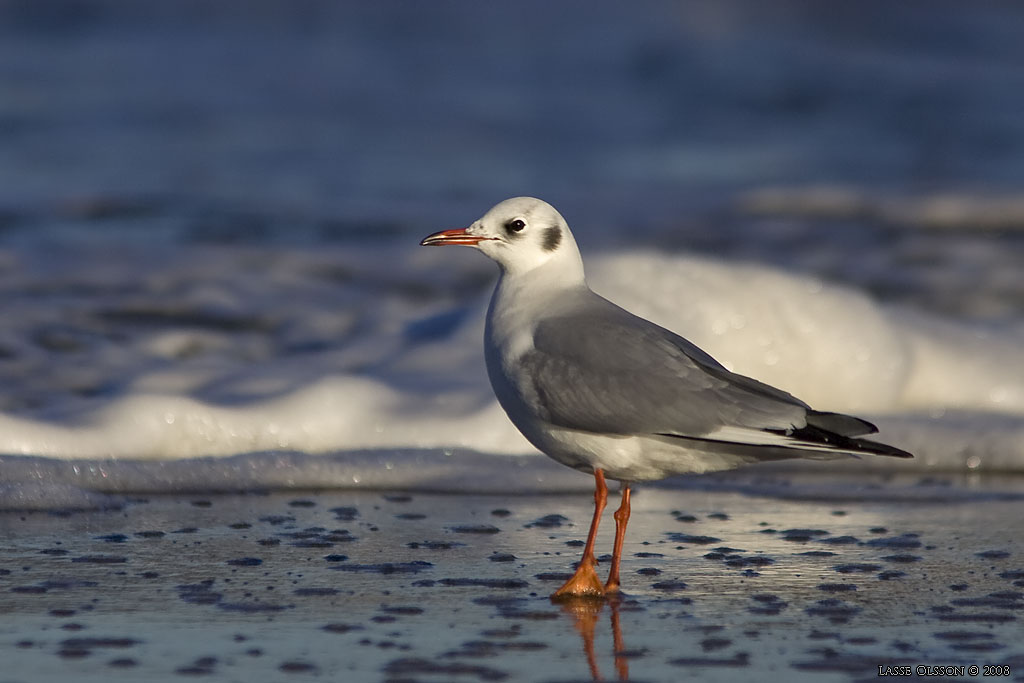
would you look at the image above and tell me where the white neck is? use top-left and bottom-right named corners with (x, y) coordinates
top-left (486, 252), bottom-right (588, 361)
top-left (494, 247), bottom-right (585, 304)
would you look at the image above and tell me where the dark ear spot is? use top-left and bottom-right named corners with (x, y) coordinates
top-left (542, 226), bottom-right (561, 252)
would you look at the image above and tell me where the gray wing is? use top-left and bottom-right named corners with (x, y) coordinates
top-left (517, 300), bottom-right (810, 438)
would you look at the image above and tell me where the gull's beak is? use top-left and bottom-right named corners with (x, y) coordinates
top-left (420, 228), bottom-right (488, 247)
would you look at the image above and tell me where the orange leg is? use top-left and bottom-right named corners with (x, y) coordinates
top-left (552, 468), bottom-right (608, 600)
top-left (603, 483), bottom-right (631, 593)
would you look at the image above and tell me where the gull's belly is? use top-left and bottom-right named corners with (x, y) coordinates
top-left (491, 380), bottom-right (749, 481)
top-left (529, 423), bottom-right (753, 482)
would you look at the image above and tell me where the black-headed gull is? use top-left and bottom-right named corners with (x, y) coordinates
top-left (421, 196), bottom-right (912, 599)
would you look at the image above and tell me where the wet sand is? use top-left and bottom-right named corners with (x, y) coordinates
top-left (1, 473), bottom-right (1023, 682)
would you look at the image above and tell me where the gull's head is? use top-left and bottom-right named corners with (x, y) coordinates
top-left (421, 197), bottom-right (582, 277)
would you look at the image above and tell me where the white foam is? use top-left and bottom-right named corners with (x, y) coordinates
top-left (0, 377), bottom-right (526, 459)
top-left (0, 250), bottom-right (1021, 480)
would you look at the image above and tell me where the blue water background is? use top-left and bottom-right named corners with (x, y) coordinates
top-left (3, 1), bottom-right (1023, 239)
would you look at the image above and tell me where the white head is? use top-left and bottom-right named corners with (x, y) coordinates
top-left (421, 197), bottom-right (583, 279)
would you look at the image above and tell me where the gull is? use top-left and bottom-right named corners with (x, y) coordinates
top-left (421, 197), bottom-right (912, 599)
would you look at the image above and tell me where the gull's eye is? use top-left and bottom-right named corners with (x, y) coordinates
top-left (505, 219), bottom-right (527, 234)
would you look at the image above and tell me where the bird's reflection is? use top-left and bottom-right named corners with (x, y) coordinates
top-left (555, 595), bottom-right (631, 681)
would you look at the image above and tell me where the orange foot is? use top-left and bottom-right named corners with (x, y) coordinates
top-left (552, 558), bottom-right (605, 600)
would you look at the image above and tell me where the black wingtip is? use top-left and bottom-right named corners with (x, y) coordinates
top-left (767, 421), bottom-right (913, 459)
top-left (849, 437), bottom-right (914, 459)
top-left (800, 411), bottom-right (912, 457)
top-left (806, 410), bottom-right (879, 437)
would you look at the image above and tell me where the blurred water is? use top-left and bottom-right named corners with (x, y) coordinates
top-left (3, 2), bottom-right (1024, 223)
top-left (0, 1), bottom-right (1023, 500)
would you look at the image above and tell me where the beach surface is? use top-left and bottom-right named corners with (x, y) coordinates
top-left (2, 466), bottom-right (1022, 682)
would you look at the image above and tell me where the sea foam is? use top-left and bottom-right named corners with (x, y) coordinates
top-left (0, 250), bottom-right (1020, 488)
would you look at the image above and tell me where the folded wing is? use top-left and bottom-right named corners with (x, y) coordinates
top-left (518, 297), bottom-right (911, 460)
